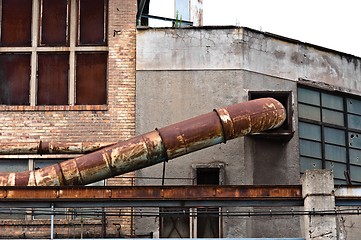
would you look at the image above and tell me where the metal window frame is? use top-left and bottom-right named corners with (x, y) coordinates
top-left (298, 85), bottom-right (361, 184)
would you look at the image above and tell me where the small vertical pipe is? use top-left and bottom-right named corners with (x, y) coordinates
top-left (50, 203), bottom-right (54, 240)
top-left (101, 207), bottom-right (106, 238)
top-left (161, 161), bottom-right (166, 185)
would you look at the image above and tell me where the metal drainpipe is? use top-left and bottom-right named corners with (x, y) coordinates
top-left (50, 203), bottom-right (54, 240)
top-left (0, 98), bottom-right (286, 186)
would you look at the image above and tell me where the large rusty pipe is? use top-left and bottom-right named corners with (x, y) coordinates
top-left (0, 141), bottom-right (115, 155)
top-left (0, 98), bottom-right (286, 186)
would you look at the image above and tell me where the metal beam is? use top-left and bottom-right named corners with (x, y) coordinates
top-left (335, 186), bottom-right (361, 206)
top-left (0, 185), bottom-right (302, 208)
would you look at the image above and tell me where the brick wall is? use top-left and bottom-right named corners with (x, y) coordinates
top-left (0, 219), bottom-right (131, 239)
top-left (0, 0), bottom-right (136, 143)
top-left (0, 0), bottom-right (137, 238)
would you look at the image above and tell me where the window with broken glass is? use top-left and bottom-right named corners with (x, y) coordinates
top-left (0, 0), bottom-right (108, 106)
top-left (298, 86), bottom-right (361, 184)
top-left (159, 166), bottom-right (222, 238)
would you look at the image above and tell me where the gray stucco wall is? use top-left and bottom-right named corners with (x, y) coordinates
top-left (135, 26), bottom-right (361, 238)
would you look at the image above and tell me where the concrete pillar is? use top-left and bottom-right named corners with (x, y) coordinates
top-left (301, 169), bottom-right (337, 239)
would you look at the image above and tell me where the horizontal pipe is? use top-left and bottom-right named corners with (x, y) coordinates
top-left (0, 141), bottom-right (115, 155)
top-left (0, 98), bottom-right (286, 186)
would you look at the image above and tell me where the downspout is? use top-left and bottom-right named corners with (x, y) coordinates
top-left (0, 98), bottom-right (286, 186)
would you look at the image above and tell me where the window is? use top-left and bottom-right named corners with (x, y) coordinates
top-left (0, 0), bottom-right (108, 106)
top-left (195, 167), bottom-right (221, 238)
top-left (298, 86), bottom-right (361, 184)
top-left (159, 165), bottom-right (223, 238)
top-left (160, 208), bottom-right (190, 238)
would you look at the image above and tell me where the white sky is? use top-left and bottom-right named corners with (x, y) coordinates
top-left (149, 0), bottom-right (361, 57)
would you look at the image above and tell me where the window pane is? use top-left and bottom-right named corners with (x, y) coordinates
top-left (69, 208), bottom-right (103, 219)
top-left (335, 179), bottom-right (347, 185)
top-left (298, 88), bottom-right (320, 105)
top-left (0, 208), bottom-right (26, 219)
top-left (300, 139), bottom-right (322, 158)
top-left (0, 54), bottom-right (30, 105)
top-left (321, 93), bottom-right (343, 110)
top-left (41, 0), bottom-right (68, 45)
top-left (348, 114), bottom-right (361, 131)
top-left (197, 168), bottom-right (219, 185)
top-left (325, 144), bottom-right (346, 163)
top-left (324, 127), bottom-right (345, 146)
top-left (347, 98), bottom-right (361, 115)
top-left (1, 0), bottom-right (32, 46)
top-left (176, 0), bottom-right (190, 21)
top-left (350, 165), bottom-right (361, 182)
top-left (300, 157), bottom-right (322, 173)
top-left (322, 109), bottom-right (344, 126)
top-left (32, 207), bottom-right (66, 219)
top-left (76, 52), bottom-right (107, 105)
top-left (299, 122), bottom-right (321, 141)
top-left (350, 149), bottom-right (361, 166)
top-left (34, 159), bottom-right (64, 169)
top-left (79, 0), bottom-right (106, 45)
top-left (349, 132), bottom-right (361, 150)
top-left (298, 104), bottom-right (321, 121)
top-left (0, 159), bottom-right (28, 172)
top-left (197, 207), bottom-right (219, 238)
top-left (37, 53), bottom-right (69, 105)
top-left (325, 161), bottom-right (346, 180)
top-left (160, 208), bottom-right (190, 238)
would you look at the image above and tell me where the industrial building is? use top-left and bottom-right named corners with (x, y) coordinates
top-left (135, 26), bottom-right (361, 239)
top-left (1, 0), bottom-right (361, 239)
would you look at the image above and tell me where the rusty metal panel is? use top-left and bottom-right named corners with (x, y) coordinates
top-left (0, 0), bottom-right (32, 46)
top-left (37, 53), bottom-right (69, 105)
top-left (41, 0), bottom-right (68, 45)
top-left (0, 54), bottom-right (30, 105)
top-left (76, 52), bottom-right (107, 105)
top-left (78, 0), bottom-right (107, 45)
top-left (0, 185), bottom-right (303, 201)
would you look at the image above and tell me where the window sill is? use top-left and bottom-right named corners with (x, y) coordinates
top-left (0, 105), bottom-right (108, 111)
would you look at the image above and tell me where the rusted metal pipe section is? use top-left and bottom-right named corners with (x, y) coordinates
top-left (0, 141), bottom-right (114, 155)
top-left (0, 98), bottom-right (286, 186)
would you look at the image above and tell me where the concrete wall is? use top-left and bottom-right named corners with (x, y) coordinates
top-left (135, 26), bottom-right (361, 238)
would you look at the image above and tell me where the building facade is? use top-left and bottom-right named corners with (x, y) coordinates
top-left (135, 26), bottom-right (361, 238)
top-left (0, 0), bottom-right (136, 238)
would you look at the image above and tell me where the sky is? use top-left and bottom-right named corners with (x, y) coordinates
top-left (149, 0), bottom-right (361, 57)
